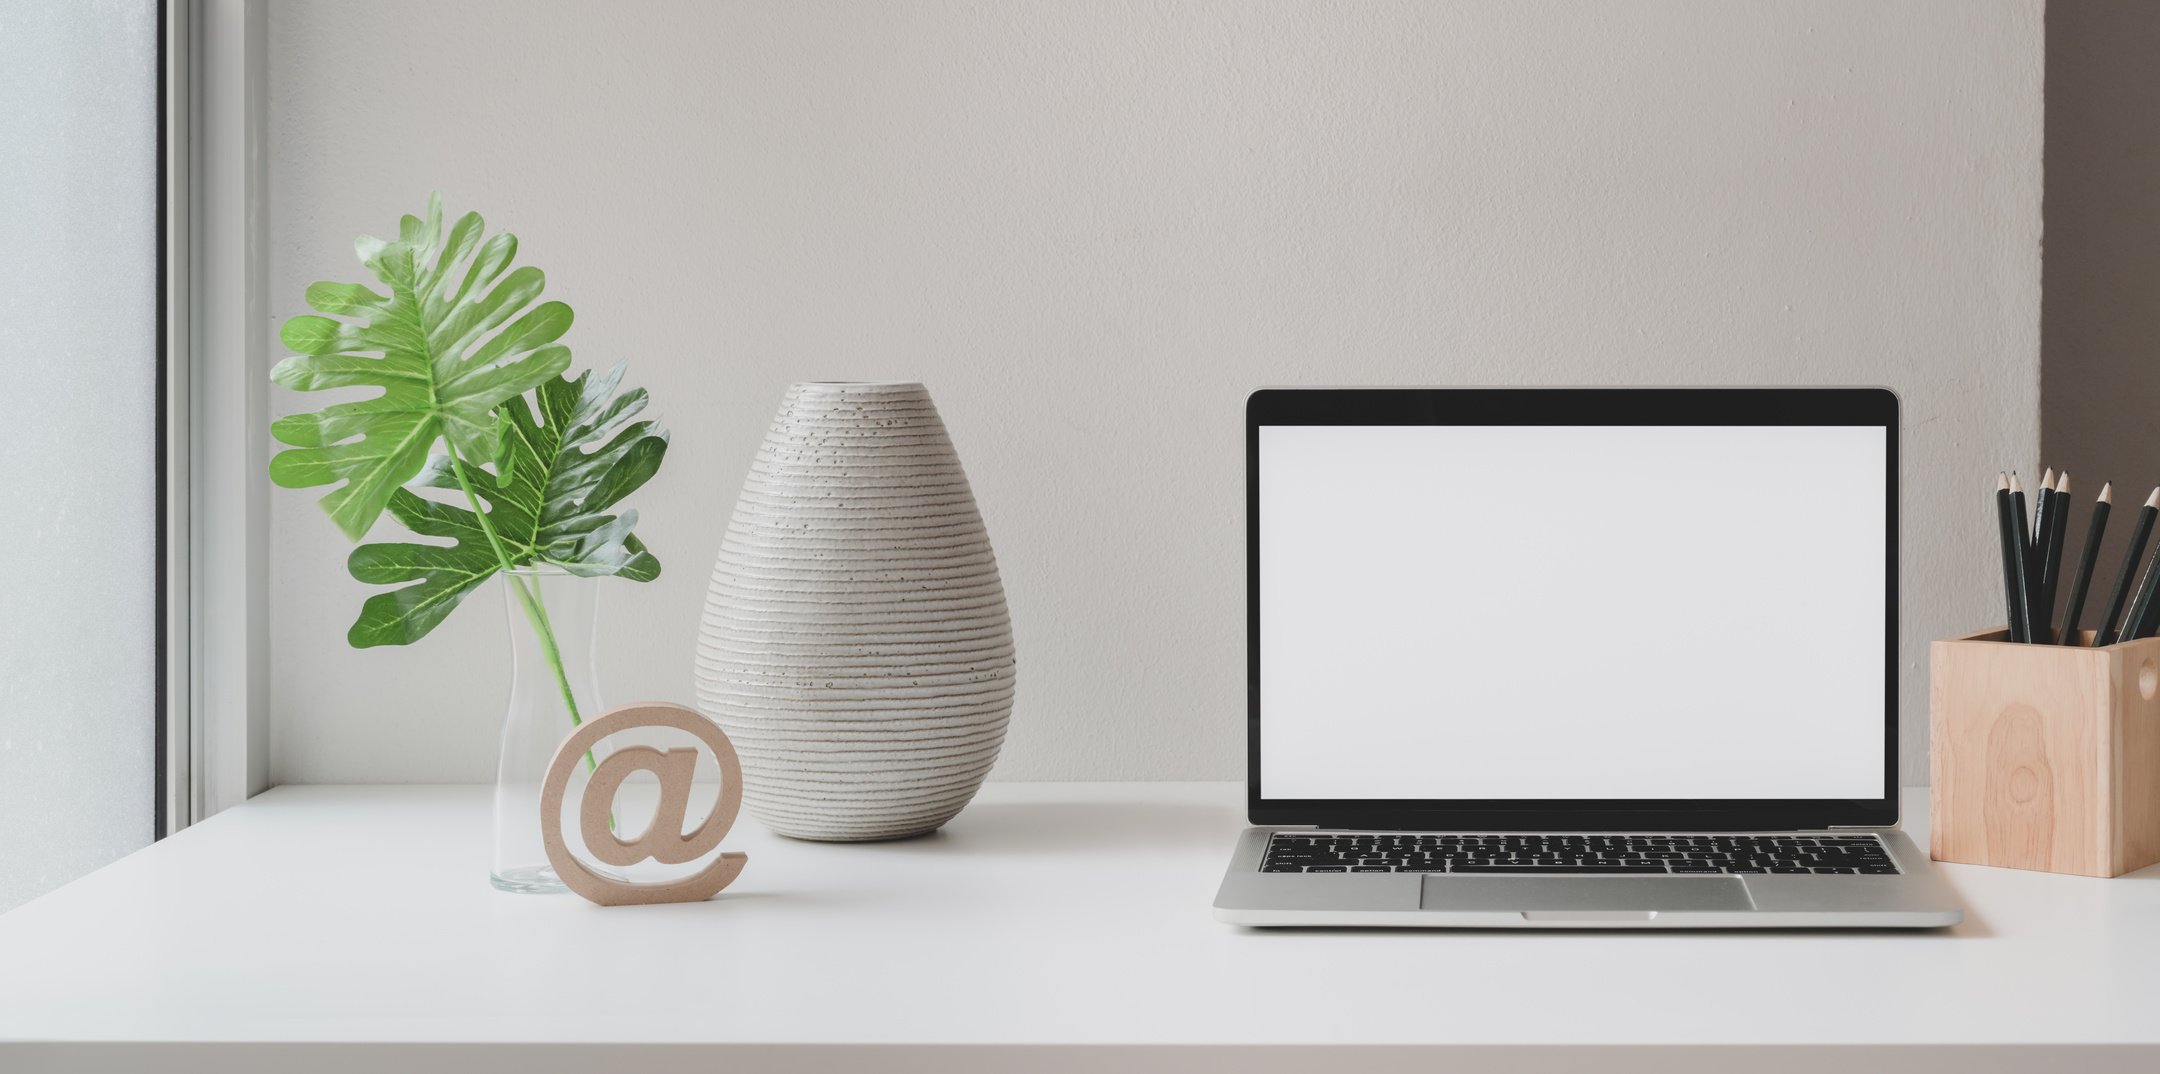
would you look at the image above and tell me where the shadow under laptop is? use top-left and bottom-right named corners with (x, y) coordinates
top-left (1244, 916), bottom-right (1993, 938)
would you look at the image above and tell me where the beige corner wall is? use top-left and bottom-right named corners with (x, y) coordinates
top-left (264, 1), bottom-right (2044, 786)
top-left (2041, 1), bottom-right (2160, 604)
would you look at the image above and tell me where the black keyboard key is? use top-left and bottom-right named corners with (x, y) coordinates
top-left (1350, 866), bottom-right (1393, 873)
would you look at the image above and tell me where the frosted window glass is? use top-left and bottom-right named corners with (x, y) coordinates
top-left (0, 0), bottom-right (160, 912)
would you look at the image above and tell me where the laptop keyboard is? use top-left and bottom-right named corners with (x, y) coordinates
top-left (1261, 833), bottom-right (1899, 875)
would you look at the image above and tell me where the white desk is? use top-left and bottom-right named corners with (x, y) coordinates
top-left (1, 783), bottom-right (2156, 1073)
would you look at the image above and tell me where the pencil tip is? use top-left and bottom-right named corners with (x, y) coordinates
top-left (2043, 467), bottom-right (2056, 485)
top-left (2011, 473), bottom-right (2024, 493)
top-left (2058, 473), bottom-right (2071, 494)
top-left (2100, 481), bottom-right (2113, 503)
top-left (1998, 472), bottom-right (2010, 490)
top-left (2146, 488), bottom-right (2159, 509)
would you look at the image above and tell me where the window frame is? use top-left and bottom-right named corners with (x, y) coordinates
top-left (157, 0), bottom-right (190, 837)
top-left (161, 0), bottom-right (270, 837)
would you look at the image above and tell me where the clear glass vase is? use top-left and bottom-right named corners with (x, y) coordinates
top-left (491, 567), bottom-right (611, 893)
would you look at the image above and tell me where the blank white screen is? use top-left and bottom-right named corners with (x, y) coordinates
top-left (1259, 424), bottom-right (1886, 800)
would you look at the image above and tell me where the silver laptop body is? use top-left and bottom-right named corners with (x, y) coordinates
top-left (1214, 388), bottom-right (1962, 928)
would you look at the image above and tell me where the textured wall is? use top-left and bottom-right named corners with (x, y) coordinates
top-left (2041, 0), bottom-right (2160, 615)
top-left (266, 0), bottom-right (2044, 787)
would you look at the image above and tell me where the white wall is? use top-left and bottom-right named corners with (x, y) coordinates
top-left (266, 0), bottom-right (2043, 787)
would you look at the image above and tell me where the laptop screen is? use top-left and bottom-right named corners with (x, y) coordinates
top-left (1258, 420), bottom-right (1888, 803)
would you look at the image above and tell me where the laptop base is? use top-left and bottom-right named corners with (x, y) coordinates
top-left (1213, 826), bottom-right (1963, 929)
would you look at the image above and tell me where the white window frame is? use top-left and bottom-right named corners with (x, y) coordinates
top-left (165, 0), bottom-right (270, 834)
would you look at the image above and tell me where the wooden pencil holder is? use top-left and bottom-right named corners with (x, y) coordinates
top-left (1930, 628), bottom-right (2160, 877)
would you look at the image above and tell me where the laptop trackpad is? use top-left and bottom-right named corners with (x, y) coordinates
top-left (1421, 876), bottom-right (1752, 913)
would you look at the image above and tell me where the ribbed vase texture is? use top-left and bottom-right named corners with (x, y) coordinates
top-left (695, 382), bottom-right (1015, 840)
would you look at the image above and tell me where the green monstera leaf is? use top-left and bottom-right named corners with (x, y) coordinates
top-left (343, 366), bottom-right (668, 647)
top-left (268, 193), bottom-right (575, 540)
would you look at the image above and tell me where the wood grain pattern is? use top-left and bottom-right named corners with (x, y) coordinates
top-left (1980, 708), bottom-right (2057, 869)
top-left (694, 383), bottom-right (1014, 841)
top-left (1930, 628), bottom-right (2160, 877)
top-left (2116, 638), bottom-right (2160, 873)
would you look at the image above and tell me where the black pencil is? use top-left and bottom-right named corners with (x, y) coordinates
top-left (2095, 487), bottom-right (2160, 646)
top-left (2011, 472), bottom-right (2037, 640)
top-left (2011, 471), bottom-right (2031, 560)
top-left (2136, 546), bottom-right (2160, 641)
top-left (2029, 468), bottom-right (2055, 631)
top-left (2031, 468), bottom-right (2054, 553)
top-left (2121, 515), bottom-right (2160, 643)
top-left (1996, 473), bottom-right (2030, 642)
top-left (2028, 472), bottom-right (2053, 640)
top-left (2057, 481), bottom-right (2111, 644)
top-left (2036, 472), bottom-right (2072, 642)
top-left (2140, 575), bottom-right (2160, 641)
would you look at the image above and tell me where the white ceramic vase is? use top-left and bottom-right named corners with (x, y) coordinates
top-left (694, 382), bottom-right (1015, 841)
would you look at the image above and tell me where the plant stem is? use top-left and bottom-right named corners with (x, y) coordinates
top-left (441, 440), bottom-right (596, 774)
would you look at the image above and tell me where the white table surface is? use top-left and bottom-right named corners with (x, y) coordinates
top-left (2, 782), bottom-right (2157, 1074)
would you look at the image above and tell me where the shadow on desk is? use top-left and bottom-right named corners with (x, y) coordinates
top-left (897, 799), bottom-right (1240, 856)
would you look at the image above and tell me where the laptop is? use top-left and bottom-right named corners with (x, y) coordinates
top-left (1213, 387), bottom-right (1963, 928)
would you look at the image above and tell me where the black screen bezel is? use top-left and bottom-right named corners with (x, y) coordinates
top-left (1246, 387), bottom-right (1901, 831)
